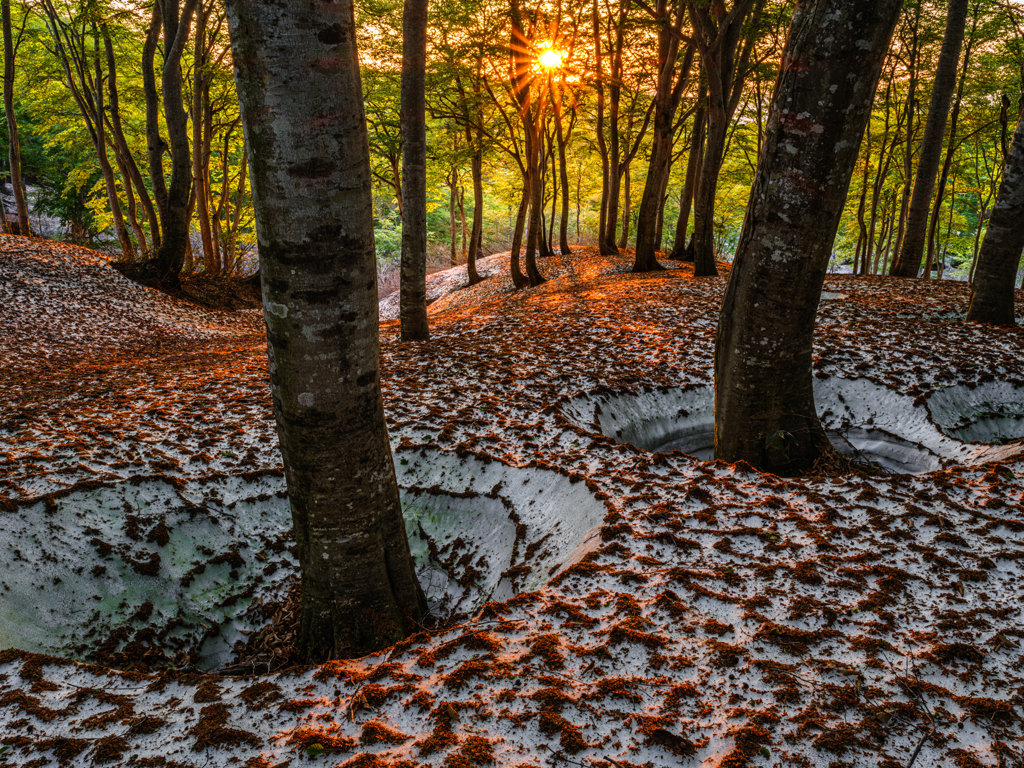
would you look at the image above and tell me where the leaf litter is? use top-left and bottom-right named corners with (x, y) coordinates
top-left (0, 233), bottom-right (1023, 768)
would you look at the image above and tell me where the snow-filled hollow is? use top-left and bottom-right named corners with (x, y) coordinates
top-left (0, 449), bottom-right (608, 670)
top-left (560, 377), bottom-right (1024, 474)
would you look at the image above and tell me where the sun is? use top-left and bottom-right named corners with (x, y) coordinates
top-left (538, 47), bottom-right (565, 70)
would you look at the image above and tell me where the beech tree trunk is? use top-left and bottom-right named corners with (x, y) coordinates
top-left (2, 0), bottom-right (30, 236)
top-left (891, 0), bottom-right (969, 278)
top-left (715, 0), bottom-right (901, 474)
top-left (399, 0), bottom-right (430, 339)
top-left (966, 113), bottom-right (1024, 326)
top-left (225, 0), bottom-right (427, 662)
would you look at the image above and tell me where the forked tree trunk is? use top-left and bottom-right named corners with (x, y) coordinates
top-left (399, 0), bottom-right (430, 340)
top-left (155, 0), bottom-right (199, 287)
top-left (966, 114), bottom-right (1024, 326)
top-left (689, 0), bottom-right (764, 277)
top-left (890, 0), bottom-right (969, 278)
top-left (715, 0), bottom-right (901, 474)
top-left (225, 0), bottom-right (427, 661)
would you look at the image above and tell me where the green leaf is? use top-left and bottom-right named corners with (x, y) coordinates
top-left (306, 742), bottom-right (326, 757)
top-left (759, 746), bottom-right (770, 758)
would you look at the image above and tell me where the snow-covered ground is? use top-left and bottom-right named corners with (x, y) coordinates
top-left (1, 233), bottom-right (1023, 768)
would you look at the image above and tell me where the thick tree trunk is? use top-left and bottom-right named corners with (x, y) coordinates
top-left (715, 0), bottom-right (901, 474)
top-left (966, 114), bottom-right (1024, 326)
top-left (225, 0), bottom-right (427, 662)
top-left (399, 0), bottom-right (430, 340)
top-left (2, 0), bottom-right (30, 236)
top-left (890, 0), bottom-right (969, 278)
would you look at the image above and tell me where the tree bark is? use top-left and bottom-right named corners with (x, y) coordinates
top-left (715, 0), bottom-right (901, 474)
top-left (142, 2), bottom-right (168, 247)
top-left (966, 113), bottom-right (1024, 326)
top-left (104, 29), bottom-right (158, 256)
top-left (400, 0), bottom-right (430, 340)
top-left (890, 0), bottom-right (969, 278)
top-left (634, 0), bottom-right (695, 272)
top-left (670, 97), bottom-right (706, 261)
top-left (152, 0), bottom-right (199, 286)
top-left (225, 0), bottom-right (427, 661)
top-left (689, 0), bottom-right (763, 277)
top-left (2, 0), bottom-right (30, 236)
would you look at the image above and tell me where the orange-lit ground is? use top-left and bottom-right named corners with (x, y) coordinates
top-left (1, 235), bottom-right (1022, 767)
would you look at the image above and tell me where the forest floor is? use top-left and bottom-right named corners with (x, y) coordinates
top-left (1, 232), bottom-right (1023, 768)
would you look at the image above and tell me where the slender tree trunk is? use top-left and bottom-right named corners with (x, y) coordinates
top-left (91, 33), bottom-right (134, 259)
top-left (593, 0), bottom-right (612, 255)
top-left (143, 3), bottom-right (168, 246)
top-left (600, 2), bottom-right (626, 255)
top-left (153, 0), bottom-right (199, 286)
top-left (105, 28), bottom-right (155, 256)
top-left (555, 93), bottom-right (572, 255)
top-left (715, 0), bottom-right (901, 474)
top-left (891, 1), bottom-right (922, 268)
top-left (399, 0), bottom-right (430, 339)
top-left (2, 0), bottom-right (30, 236)
top-left (891, 0), bottom-right (969, 278)
top-left (467, 142), bottom-right (483, 284)
top-left (225, 0), bottom-right (427, 662)
top-left (689, 0), bottom-right (763, 277)
top-left (448, 167), bottom-right (458, 266)
top-left (193, 3), bottom-right (217, 273)
top-left (509, 180), bottom-right (529, 288)
top-left (967, 114), bottom-right (1024, 325)
top-left (634, 0), bottom-right (695, 271)
top-left (671, 98), bottom-right (706, 261)
top-left (925, 6), bottom-right (977, 280)
top-left (618, 163), bottom-right (630, 250)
